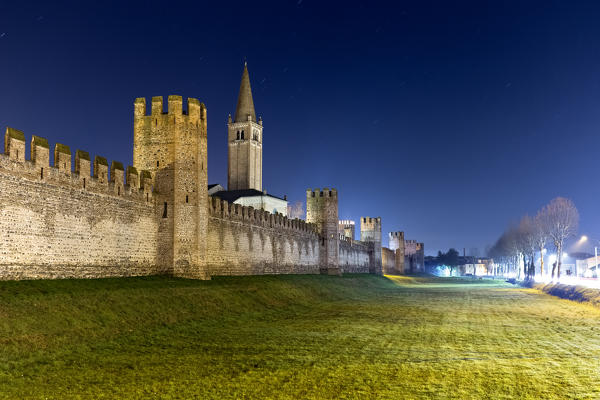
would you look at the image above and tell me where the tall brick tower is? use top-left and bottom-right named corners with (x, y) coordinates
top-left (133, 95), bottom-right (209, 279)
top-left (306, 188), bottom-right (340, 275)
top-left (360, 217), bottom-right (383, 274)
top-left (228, 63), bottom-right (263, 191)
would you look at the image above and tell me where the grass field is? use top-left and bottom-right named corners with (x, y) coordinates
top-left (1, 274), bottom-right (599, 399)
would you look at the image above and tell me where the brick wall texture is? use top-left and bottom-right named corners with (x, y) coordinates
top-left (0, 155), bottom-right (160, 280)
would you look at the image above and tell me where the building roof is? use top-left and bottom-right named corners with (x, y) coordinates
top-left (211, 189), bottom-right (285, 203)
top-left (234, 63), bottom-right (257, 123)
top-left (207, 184), bottom-right (221, 190)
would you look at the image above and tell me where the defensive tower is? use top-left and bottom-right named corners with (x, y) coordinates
top-left (389, 231), bottom-right (405, 273)
top-left (228, 63), bottom-right (263, 191)
top-left (306, 188), bottom-right (339, 274)
top-left (361, 217), bottom-right (382, 274)
top-left (133, 95), bottom-right (208, 279)
top-left (360, 217), bottom-right (382, 243)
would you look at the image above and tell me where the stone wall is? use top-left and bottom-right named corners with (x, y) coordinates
top-left (338, 238), bottom-right (372, 274)
top-left (381, 247), bottom-right (397, 274)
top-left (206, 197), bottom-right (321, 276)
top-left (0, 141), bottom-right (159, 280)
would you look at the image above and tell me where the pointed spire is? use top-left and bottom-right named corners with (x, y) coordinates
top-left (234, 63), bottom-right (257, 123)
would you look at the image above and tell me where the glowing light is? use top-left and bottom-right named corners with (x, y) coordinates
top-left (563, 252), bottom-right (568, 259)
top-left (548, 254), bottom-right (557, 264)
top-left (580, 235), bottom-right (588, 242)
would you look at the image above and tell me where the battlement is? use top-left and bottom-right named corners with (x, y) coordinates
top-left (360, 217), bottom-right (382, 230)
top-left (388, 231), bottom-right (405, 251)
top-left (360, 216), bottom-right (382, 244)
top-left (306, 187), bottom-right (337, 198)
top-left (208, 195), bottom-right (318, 235)
top-left (1, 127), bottom-right (154, 203)
top-left (339, 237), bottom-right (372, 250)
top-left (134, 95), bottom-right (206, 121)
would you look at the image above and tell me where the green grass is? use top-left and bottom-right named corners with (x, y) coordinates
top-left (1, 274), bottom-right (599, 399)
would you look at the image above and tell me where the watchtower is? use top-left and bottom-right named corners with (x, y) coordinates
top-left (306, 188), bottom-right (339, 274)
top-left (361, 217), bottom-right (382, 274)
top-left (133, 95), bottom-right (208, 279)
top-left (389, 231), bottom-right (405, 274)
top-left (228, 63), bottom-right (263, 191)
top-left (360, 217), bottom-right (381, 243)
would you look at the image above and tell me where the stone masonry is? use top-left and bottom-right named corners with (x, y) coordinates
top-left (0, 66), bottom-right (403, 280)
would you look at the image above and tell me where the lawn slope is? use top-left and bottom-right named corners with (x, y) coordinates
top-left (1, 275), bottom-right (599, 399)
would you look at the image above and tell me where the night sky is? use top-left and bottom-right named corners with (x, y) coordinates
top-left (1, 1), bottom-right (600, 255)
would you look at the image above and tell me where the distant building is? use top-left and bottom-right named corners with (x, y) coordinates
top-left (211, 189), bottom-right (288, 216)
top-left (459, 257), bottom-right (494, 276)
top-left (562, 252), bottom-right (594, 277)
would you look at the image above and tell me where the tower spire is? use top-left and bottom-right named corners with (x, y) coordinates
top-left (234, 63), bottom-right (256, 123)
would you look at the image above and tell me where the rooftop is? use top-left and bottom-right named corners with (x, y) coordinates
top-left (211, 189), bottom-right (285, 203)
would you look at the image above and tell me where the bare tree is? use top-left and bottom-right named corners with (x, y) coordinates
top-left (533, 210), bottom-right (549, 278)
top-left (287, 201), bottom-right (304, 219)
top-left (538, 197), bottom-right (579, 279)
top-left (489, 224), bottom-right (521, 278)
top-left (518, 215), bottom-right (537, 280)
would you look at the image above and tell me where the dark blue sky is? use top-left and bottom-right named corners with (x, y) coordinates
top-left (1, 1), bottom-right (600, 255)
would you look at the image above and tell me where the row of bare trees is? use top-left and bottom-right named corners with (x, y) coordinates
top-left (488, 197), bottom-right (579, 280)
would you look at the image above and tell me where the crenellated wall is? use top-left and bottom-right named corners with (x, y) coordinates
top-left (0, 93), bottom-right (388, 281)
top-left (205, 196), bottom-right (321, 276)
top-left (338, 237), bottom-right (371, 273)
top-left (0, 128), bottom-right (159, 280)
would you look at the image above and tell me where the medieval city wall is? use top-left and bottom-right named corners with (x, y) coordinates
top-left (0, 131), bottom-right (160, 280)
top-left (206, 197), bottom-right (322, 276)
top-left (381, 247), bottom-right (397, 274)
top-left (338, 238), bottom-right (371, 274)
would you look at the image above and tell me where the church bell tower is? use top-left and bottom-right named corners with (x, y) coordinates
top-left (227, 63), bottom-right (263, 191)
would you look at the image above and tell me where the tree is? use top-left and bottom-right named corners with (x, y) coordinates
top-left (538, 197), bottom-right (579, 280)
top-left (534, 210), bottom-right (549, 278)
top-left (287, 201), bottom-right (304, 219)
top-left (445, 248), bottom-right (460, 276)
top-left (517, 215), bottom-right (536, 280)
top-left (488, 223), bottom-right (524, 278)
